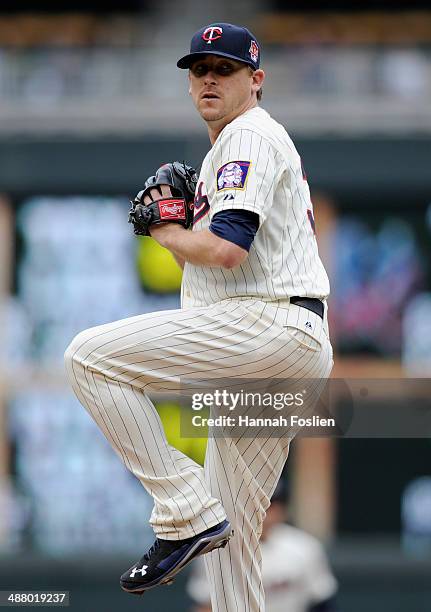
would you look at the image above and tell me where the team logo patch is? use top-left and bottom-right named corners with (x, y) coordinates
top-left (249, 40), bottom-right (259, 63)
top-left (202, 26), bottom-right (223, 44)
top-left (159, 199), bottom-right (186, 220)
top-left (217, 161), bottom-right (251, 191)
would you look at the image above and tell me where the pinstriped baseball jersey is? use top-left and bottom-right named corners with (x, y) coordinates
top-left (181, 106), bottom-right (330, 308)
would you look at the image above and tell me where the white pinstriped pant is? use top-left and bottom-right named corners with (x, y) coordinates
top-left (64, 298), bottom-right (333, 612)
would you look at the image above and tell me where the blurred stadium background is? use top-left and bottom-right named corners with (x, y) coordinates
top-left (0, 1), bottom-right (430, 610)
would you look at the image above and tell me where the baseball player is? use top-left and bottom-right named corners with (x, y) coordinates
top-left (64, 22), bottom-right (333, 612)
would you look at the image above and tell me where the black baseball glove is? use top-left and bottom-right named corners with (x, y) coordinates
top-left (128, 161), bottom-right (197, 236)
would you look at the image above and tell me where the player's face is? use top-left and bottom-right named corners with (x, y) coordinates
top-left (188, 55), bottom-right (263, 126)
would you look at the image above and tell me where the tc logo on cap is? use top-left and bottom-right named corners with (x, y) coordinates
top-left (202, 26), bottom-right (223, 44)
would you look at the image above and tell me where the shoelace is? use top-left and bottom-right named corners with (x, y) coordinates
top-left (141, 538), bottom-right (161, 563)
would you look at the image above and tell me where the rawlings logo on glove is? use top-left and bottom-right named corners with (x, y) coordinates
top-left (129, 161), bottom-right (197, 236)
top-left (159, 199), bottom-right (186, 220)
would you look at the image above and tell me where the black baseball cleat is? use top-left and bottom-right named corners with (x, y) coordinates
top-left (120, 519), bottom-right (233, 595)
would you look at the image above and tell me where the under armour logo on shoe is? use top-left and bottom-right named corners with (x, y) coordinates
top-left (130, 565), bottom-right (148, 578)
top-left (305, 322), bottom-right (312, 329)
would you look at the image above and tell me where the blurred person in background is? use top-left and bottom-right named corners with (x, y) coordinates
top-left (187, 475), bottom-right (338, 612)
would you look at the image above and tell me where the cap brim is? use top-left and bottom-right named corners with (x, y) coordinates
top-left (177, 50), bottom-right (253, 69)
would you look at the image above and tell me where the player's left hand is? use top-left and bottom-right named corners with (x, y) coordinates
top-left (142, 184), bottom-right (174, 205)
top-left (128, 161), bottom-right (197, 236)
top-left (139, 185), bottom-right (173, 239)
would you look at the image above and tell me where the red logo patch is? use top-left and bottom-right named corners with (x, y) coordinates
top-left (159, 199), bottom-right (186, 220)
top-left (202, 26), bottom-right (223, 44)
top-left (249, 40), bottom-right (259, 62)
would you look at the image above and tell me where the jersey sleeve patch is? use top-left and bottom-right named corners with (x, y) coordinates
top-left (216, 161), bottom-right (251, 192)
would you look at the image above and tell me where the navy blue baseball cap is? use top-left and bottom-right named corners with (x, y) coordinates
top-left (177, 23), bottom-right (261, 71)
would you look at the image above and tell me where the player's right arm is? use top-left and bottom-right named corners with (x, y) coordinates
top-left (142, 165), bottom-right (260, 269)
top-left (150, 224), bottom-right (248, 269)
top-left (142, 183), bottom-right (249, 269)
top-left (172, 253), bottom-right (185, 270)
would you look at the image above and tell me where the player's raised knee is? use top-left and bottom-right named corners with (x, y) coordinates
top-left (64, 326), bottom-right (100, 371)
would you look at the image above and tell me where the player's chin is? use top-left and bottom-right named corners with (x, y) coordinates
top-left (199, 107), bottom-right (225, 122)
top-left (198, 100), bottom-right (223, 118)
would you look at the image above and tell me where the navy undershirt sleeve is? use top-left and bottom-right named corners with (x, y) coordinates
top-left (209, 209), bottom-right (260, 252)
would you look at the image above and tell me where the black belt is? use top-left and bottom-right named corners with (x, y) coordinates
top-left (290, 296), bottom-right (324, 320)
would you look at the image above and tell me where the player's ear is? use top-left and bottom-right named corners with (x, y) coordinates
top-left (252, 69), bottom-right (265, 95)
top-left (188, 71), bottom-right (192, 95)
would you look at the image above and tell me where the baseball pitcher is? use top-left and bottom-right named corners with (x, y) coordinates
top-left (65, 22), bottom-right (333, 612)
